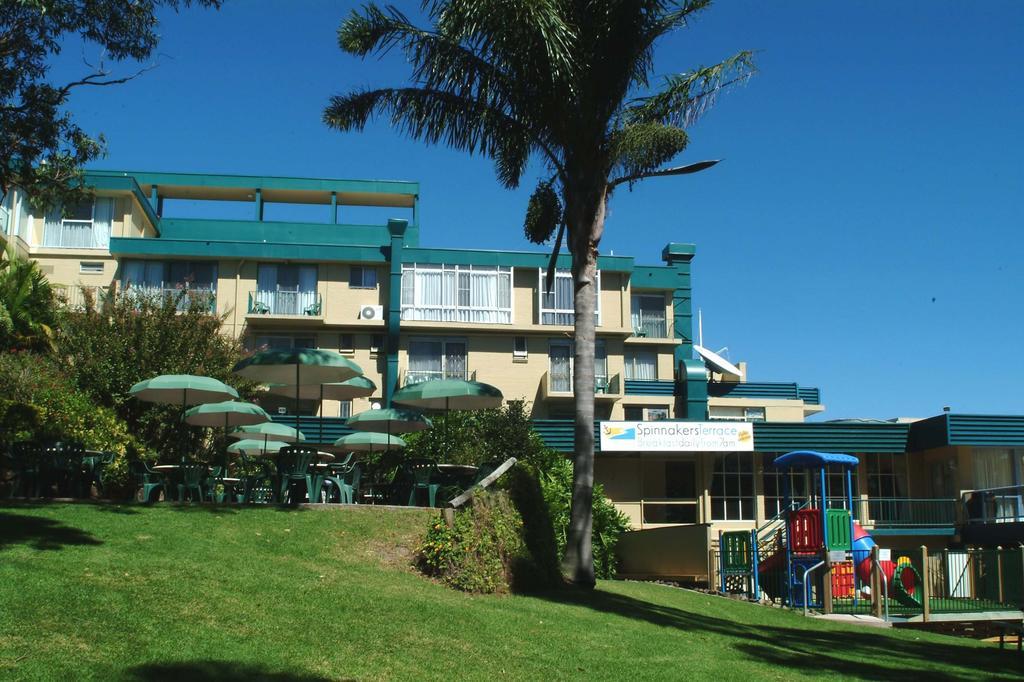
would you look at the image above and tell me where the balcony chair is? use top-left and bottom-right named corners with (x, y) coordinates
top-left (303, 300), bottom-right (322, 316)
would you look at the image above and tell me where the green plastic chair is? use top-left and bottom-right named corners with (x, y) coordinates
top-left (176, 463), bottom-right (208, 502)
top-left (130, 460), bottom-right (166, 503)
top-left (10, 441), bottom-right (42, 498)
top-left (322, 461), bottom-right (363, 504)
top-left (276, 446), bottom-right (319, 504)
top-left (41, 442), bottom-right (85, 497)
top-left (406, 459), bottom-right (441, 507)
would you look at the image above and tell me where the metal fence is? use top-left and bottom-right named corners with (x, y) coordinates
top-left (963, 485), bottom-right (1024, 524)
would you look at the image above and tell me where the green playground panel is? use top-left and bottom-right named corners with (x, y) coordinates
top-left (825, 509), bottom-right (852, 551)
top-left (721, 531), bottom-right (752, 573)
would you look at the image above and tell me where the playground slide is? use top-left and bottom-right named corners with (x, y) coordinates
top-left (851, 522), bottom-right (922, 608)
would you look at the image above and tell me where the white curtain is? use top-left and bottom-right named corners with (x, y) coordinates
top-left (626, 351), bottom-right (658, 380)
top-left (92, 198), bottom-right (113, 249)
top-left (403, 265), bottom-right (512, 323)
top-left (549, 344), bottom-right (571, 392)
top-left (408, 340), bottom-right (442, 382)
top-left (43, 208), bottom-right (62, 246)
top-left (444, 341), bottom-right (467, 379)
top-left (122, 260), bottom-right (146, 287)
top-left (973, 449), bottom-right (1014, 489)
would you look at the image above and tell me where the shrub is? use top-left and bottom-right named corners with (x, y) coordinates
top-left (417, 491), bottom-right (540, 594)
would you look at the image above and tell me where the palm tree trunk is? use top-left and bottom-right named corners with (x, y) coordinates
top-left (561, 188), bottom-right (606, 588)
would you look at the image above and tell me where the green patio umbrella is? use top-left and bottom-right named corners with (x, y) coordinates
top-left (226, 439), bottom-right (290, 456)
top-left (346, 408), bottom-right (432, 435)
top-left (129, 374), bottom-right (239, 460)
top-left (228, 422), bottom-right (305, 443)
top-left (391, 379), bottom-right (502, 460)
top-left (332, 431), bottom-right (407, 453)
top-left (183, 401), bottom-right (269, 428)
top-left (232, 349), bottom-right (363, 441)
top-left (391, 379), bottom-right (503, 412)
top-left (264, 375), bottom-right (376, 445)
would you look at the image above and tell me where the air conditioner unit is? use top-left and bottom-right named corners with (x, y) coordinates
top-left (359, 305), bottom-right (384, 321)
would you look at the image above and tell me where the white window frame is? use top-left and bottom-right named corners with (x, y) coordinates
top-left (79, 261), bottom-right (105, 275)
top-left (407, 336), bottom-right (469, 384)
top-left (631, 293), bottom-right (668, 337)
top-left (401, 263), bottom-right (513, 324)
top-left (624, 349), bottom-right (659, 381)
top-left (547, 338), bottom-right (607, 393)
top-left (513, 336), bottom-right (528, 361)
top-left (252, 335), bottom-right (316, 351)
top-left (538, 268), bottom-right (601, 326)
top-left (349, 265), bottom-right (378, 289)
top-left (711, 452), bottom-right (755, 521)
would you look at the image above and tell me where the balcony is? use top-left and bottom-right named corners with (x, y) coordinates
top-left (57, 284), bottom-right (110, 311)
top-left (859, 497), bottom-right (957, 533)
top-left (962, 485), bottom-right (1024, 525)
top-left (631, 312), bottom-right (668, 338)
top-left (247, 290), bottom-right (322, 317)
top-left (400, 368), bottom-right (476, 386)
top-left (541, 371), bottom-right (622, 401)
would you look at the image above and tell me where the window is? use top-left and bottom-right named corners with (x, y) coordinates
top-left (743, 407), bottom-right (766, 422)
top-left (255, 263), bottom-right (318, 315)
top-left (538, 268), bottom-right (601, 326)
top-left (647, 407), bottom-right (669, 421)
top-left (122, 260), bottom-right (218, 291)
top-left (79, 261), bottom-right (104, 275)
top-left (401, 263), bottom-right (512, 324)
top-left (339, 333), bottom-right (355, 354)
top-left (866, 453), bottom-right (908, 523)
top-left (763, 454), bottom-right (810, 518)
top-left (624, 350), bottom-right (658, 380)
top-left (42, 198), bottom-right (114, 249)
top-left (338, 400), bottom-right (353, 419)
top-left (631, 294), bottom-right (668, 337)
top-left (624, 406), bottom-right (644, 421)
top-left (709, 405), bottom-right (767, 423)
top-left (407, 337), bottom-right (467, 384)
top-left (641, 459), bottom-right (698, 525)
top-left (624, 405), bottom-right (671, 421)
top-left (252, 335), bottom-right (316, 351)
top-left (370, 334), bottom-right (383, 355)
top-left (548, 339), bottom-right (607, 393)
top-left (349, 266), bottom-right (377, 289)
top-left (711, 453), bottom-right (754, 521)
top-left (513, 336), bottom-right (528, 361)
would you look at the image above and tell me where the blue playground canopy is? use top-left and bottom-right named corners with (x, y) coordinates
top-left (771, 450), bottom-right (859, 470)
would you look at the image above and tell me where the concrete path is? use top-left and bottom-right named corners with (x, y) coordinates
top-left (814, 613), bottom-right (892, 628)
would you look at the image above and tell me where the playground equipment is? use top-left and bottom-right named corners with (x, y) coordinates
top-left (718, 450), bottom-right (922, 617)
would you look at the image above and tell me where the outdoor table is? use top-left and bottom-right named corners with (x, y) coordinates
top-left (437, 463), bottom-right (479, 488)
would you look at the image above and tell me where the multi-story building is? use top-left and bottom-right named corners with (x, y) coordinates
top-left (9, 169), bottom-right (1023, 583)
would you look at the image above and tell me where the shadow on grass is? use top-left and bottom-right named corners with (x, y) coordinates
top-left (93, 504), bottom-right (140, 515)
top-left (535, 587), bottom-right (1023, 680)
top-left (0, 511), bottom-right (102, 551)
top-left (118, 661), bottom-right (332, 681)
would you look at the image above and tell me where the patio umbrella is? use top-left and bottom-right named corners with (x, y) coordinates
top-left (232, 349), bottom-right (363, 442)
top-left (391, 379), bottom-right (502, 459)
top-left (346, 408), bottom-right (432, 442)
top-left (264, 376), bottom-right (376, 445)
top-left (228, 422), bottom-right (305, 445)
top-left (129, 374), bottom-right (239, 460)
top-left (183, 400), bottom-right (269, 462)
top-left (332, 432), bottom-right (407, 453)
top-left (226, 439), bottom-right (290, 456)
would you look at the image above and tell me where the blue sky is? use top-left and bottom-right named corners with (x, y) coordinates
top-left (50, 1), bottom-right (1023, 420)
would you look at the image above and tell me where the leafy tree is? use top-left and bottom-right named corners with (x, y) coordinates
top-left (0, 247), bottom-right (60, 351)
top-left (57, 288), bottom-right (253, 461)
top-left (325, 0), bottom-right (752, 586)
top-left (0, 0), bottom-right (220, 209)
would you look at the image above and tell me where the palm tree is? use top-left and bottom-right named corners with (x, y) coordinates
top-left (0, 247), bottom-right (59, 352)
top-left (325, 0), bottom-right (753, 587)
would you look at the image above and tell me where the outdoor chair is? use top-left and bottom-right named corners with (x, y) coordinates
top-left (321, 461), bottom-right (363, 504)
top-left (130, 460), bottom-right (167, 503)
top-left (9, 441), bottom-right (42, 498)
top-left (40, 441), bottom-right (85, 497)
top-left (275, 446), bottom-right (319, 504)
top-left (406, 458), bottom-right (441, 507)
top-left (176, 462), bottom-right (208, 502)
top-left (81, 450), bottom-right (113, 497)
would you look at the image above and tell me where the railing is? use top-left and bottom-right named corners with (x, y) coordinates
top-left (57, 285), bottom-right (110, 310)
top-left (123, 285), bottom-right (216, 313)
top-left (546, 371), bottom-right (620, 396)
top-left (401, 305), bottom-right (511, 325)
top-left (631, 312), bottom-right (667, 338)
top-left (962, 485), bottom-right (1024, 524)
top-left (248, 290), bottom-right (321, 317)
top-left (862, 497), bottom-right (958, 528)
top-left (403, 368), bottom-right (476, 386)
top-left (43, 220), bottom-right (101, 249)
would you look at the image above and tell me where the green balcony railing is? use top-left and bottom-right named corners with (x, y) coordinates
top-left (863, 498), bottom-right (957, 528)
top-left (248, 290), bottom-right (321, 316)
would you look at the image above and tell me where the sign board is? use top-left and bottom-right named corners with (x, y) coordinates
top-left (828, 550), bottom-right (848, 563)
top-left (599, 421), bottom-right (754, 452)
top-left (878, 548), bottom-right (891, 562)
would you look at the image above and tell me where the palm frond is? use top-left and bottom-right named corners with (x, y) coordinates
top-left (623, 50), bottom-right (756, 128)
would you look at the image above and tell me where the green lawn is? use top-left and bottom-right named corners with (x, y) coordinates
top-left (0, 503), bottom-right (1017, 681)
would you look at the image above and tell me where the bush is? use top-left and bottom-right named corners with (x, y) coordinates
top-left (418, 491), bottom-right (543, 594)
top-left (0, 351), bottom-right (144, 492)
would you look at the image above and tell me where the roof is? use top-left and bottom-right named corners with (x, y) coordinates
top-left (771, 450), bottom-right (860, 470)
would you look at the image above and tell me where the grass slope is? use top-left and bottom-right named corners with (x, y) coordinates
top-left (0, 503), bottom-right (1017, 681)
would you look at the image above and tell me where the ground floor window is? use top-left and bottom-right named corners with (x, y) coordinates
top-left (711, 452), bottom-right (754, 521)
top-left (762, 453), bottom-right (809, 518)
top-left (641, 458), bottom-right (698, 525)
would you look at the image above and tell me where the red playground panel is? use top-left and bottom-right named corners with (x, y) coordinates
top-left (789, 509), bottom-right (823, 553)
top-left (831, 561), bottom-right (855, 598)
